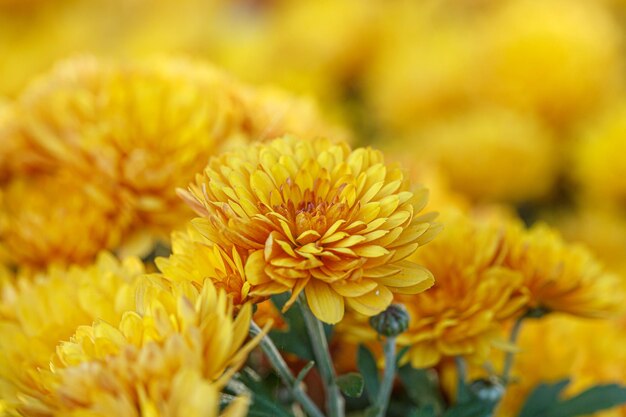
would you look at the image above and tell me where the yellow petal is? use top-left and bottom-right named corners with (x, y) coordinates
top-left (377, 262), bottom-right (433, 288)
top-left (244, 250), bottom-right (270, 285)
top-left (353, 245), bottom-right (390, 258)
top-left (345, 285), bottom-right (393, 316)
top-left (331, 279), bottom-right (378, 297)
top-left (305, 280), bottom-right (345, 324)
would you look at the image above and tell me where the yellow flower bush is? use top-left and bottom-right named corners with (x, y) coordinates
top-left (180, 136), bottom-right (440, 323)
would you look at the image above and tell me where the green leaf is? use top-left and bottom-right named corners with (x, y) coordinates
top-left (358, 344), bottom-right (381, 403)
top-left (414, 405), bottom-right (437, 417)
top-left (519, 379), bottom-right (570, 417)
top-left (269, 294), bottom-right (315, 360)
top-left (247, 394), bottom-right (295, 417)
top-left (398, 365), bottom-right (445, 414)
top-left (549, 384), bottom-right (626, 417)
top-left (443, 400), bottom-right (494, 417)
top-left (337, 372), bottom-right (365, 398)
top-left (519, 379), bottom-right (626, 417)
top-left (235, 369), bottom-right (293, 417)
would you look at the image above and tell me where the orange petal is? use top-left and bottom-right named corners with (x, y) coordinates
top-left (305, 280), bottom-right (345, 324)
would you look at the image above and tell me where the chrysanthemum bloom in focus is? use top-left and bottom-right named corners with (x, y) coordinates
top-left (340, 211), bottom-right (527, 368)
top-left (180, 136), bottom-right (440, 324)
top-left (0, 253), bottom-right (144, 414)
top-left (1, 55), bottom-right (345, 267)
top-left (504, 222), bottom-right (624, 318)
top-left (43, 277), bottom-right (261, 417)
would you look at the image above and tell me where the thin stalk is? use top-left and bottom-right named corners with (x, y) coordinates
top-left (374, 336), bottom-right (397, 417)
top-left (455, 356), bottom-right (469, 403)
top-left (298, 296), bottom-right (345, 417)
top-left (250, 321), bottom-right (326, 417)
top-left (501, 316), bottom-right (525, 384)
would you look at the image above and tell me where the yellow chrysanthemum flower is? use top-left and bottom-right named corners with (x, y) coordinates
top-left (410, 107), bottom-right (557, 203)
top-left (339, 211), bottom-right (527, 369)
top-left (504, 222), bottom-right (624, 318)
top-left (398, 212), bottom-right (527, 368)
top-left (0, 252), bottom-right (145, 414)
top-left (180, 136), bottom-right (440, 324)
top-left (35, 277), bottom-right (261, 417)
top-left (155, 226), bottom-right (255, 306)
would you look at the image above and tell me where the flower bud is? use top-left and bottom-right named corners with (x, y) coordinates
top-left (469, 378), bottom-right (505, 403)
top-left (369, 304), bottom-right (410, 337)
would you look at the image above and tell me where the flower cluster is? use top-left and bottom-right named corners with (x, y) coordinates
top-left (2, 1), bottom-right (626, 417)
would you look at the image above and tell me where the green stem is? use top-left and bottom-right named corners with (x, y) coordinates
top-left (374, 336), bottom-right (397, 417)
top-left (502, 316), bottom-right (525, 384)
top-left (455, 356), bottom-right (469, 403)
top-left (298, 296), bottom-right (345, 417)
top-left (250, 321), bottom-right (326, 417)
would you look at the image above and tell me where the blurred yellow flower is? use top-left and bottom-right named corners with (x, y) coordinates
top-left (504, 222), bottom-right (624, 318)
top-left (412, 107), bottom-right (557, 203)
top-left (0, 252), bottom-right (144, 414)
top-left (572, 102), bottom-right (626, 205)
top-left (497, 315), bottom-right (626, 417)
top-left (180, 136), bottom-right (440, 324)
top-left (363, 0), bottom-right (480, 133)
top-left (480, 0), bottom-right (624, 127)
top-left (1, 55), bottom-right (344, 269)
top-left (0, 172), bottom-right (131, 270)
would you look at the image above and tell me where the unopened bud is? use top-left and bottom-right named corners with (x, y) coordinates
top-left (369, 304), bottom-right (410, 337)
top-left (469, 378), bottom-right (505, 403)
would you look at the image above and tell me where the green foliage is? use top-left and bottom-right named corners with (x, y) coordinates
top-left (398, 365), bottom-right (445, 415)
top-left (519, 379), bottom-right (626, 417)
top-left (269, 293), bottom-right (332, 361)
top-left (234, 369), bottom-right (294, 417)
top-left (357, 344), bottom-right (381, 403)
top-left (338, 373), bottom-right (365, 398)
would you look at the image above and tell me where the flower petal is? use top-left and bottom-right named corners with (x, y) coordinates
top-left (305, 280), bottom-right (345, 324)
top-left (345, 285), bottom-right (393, 316)
top-left (244, 250), bottom-right (270, 285)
